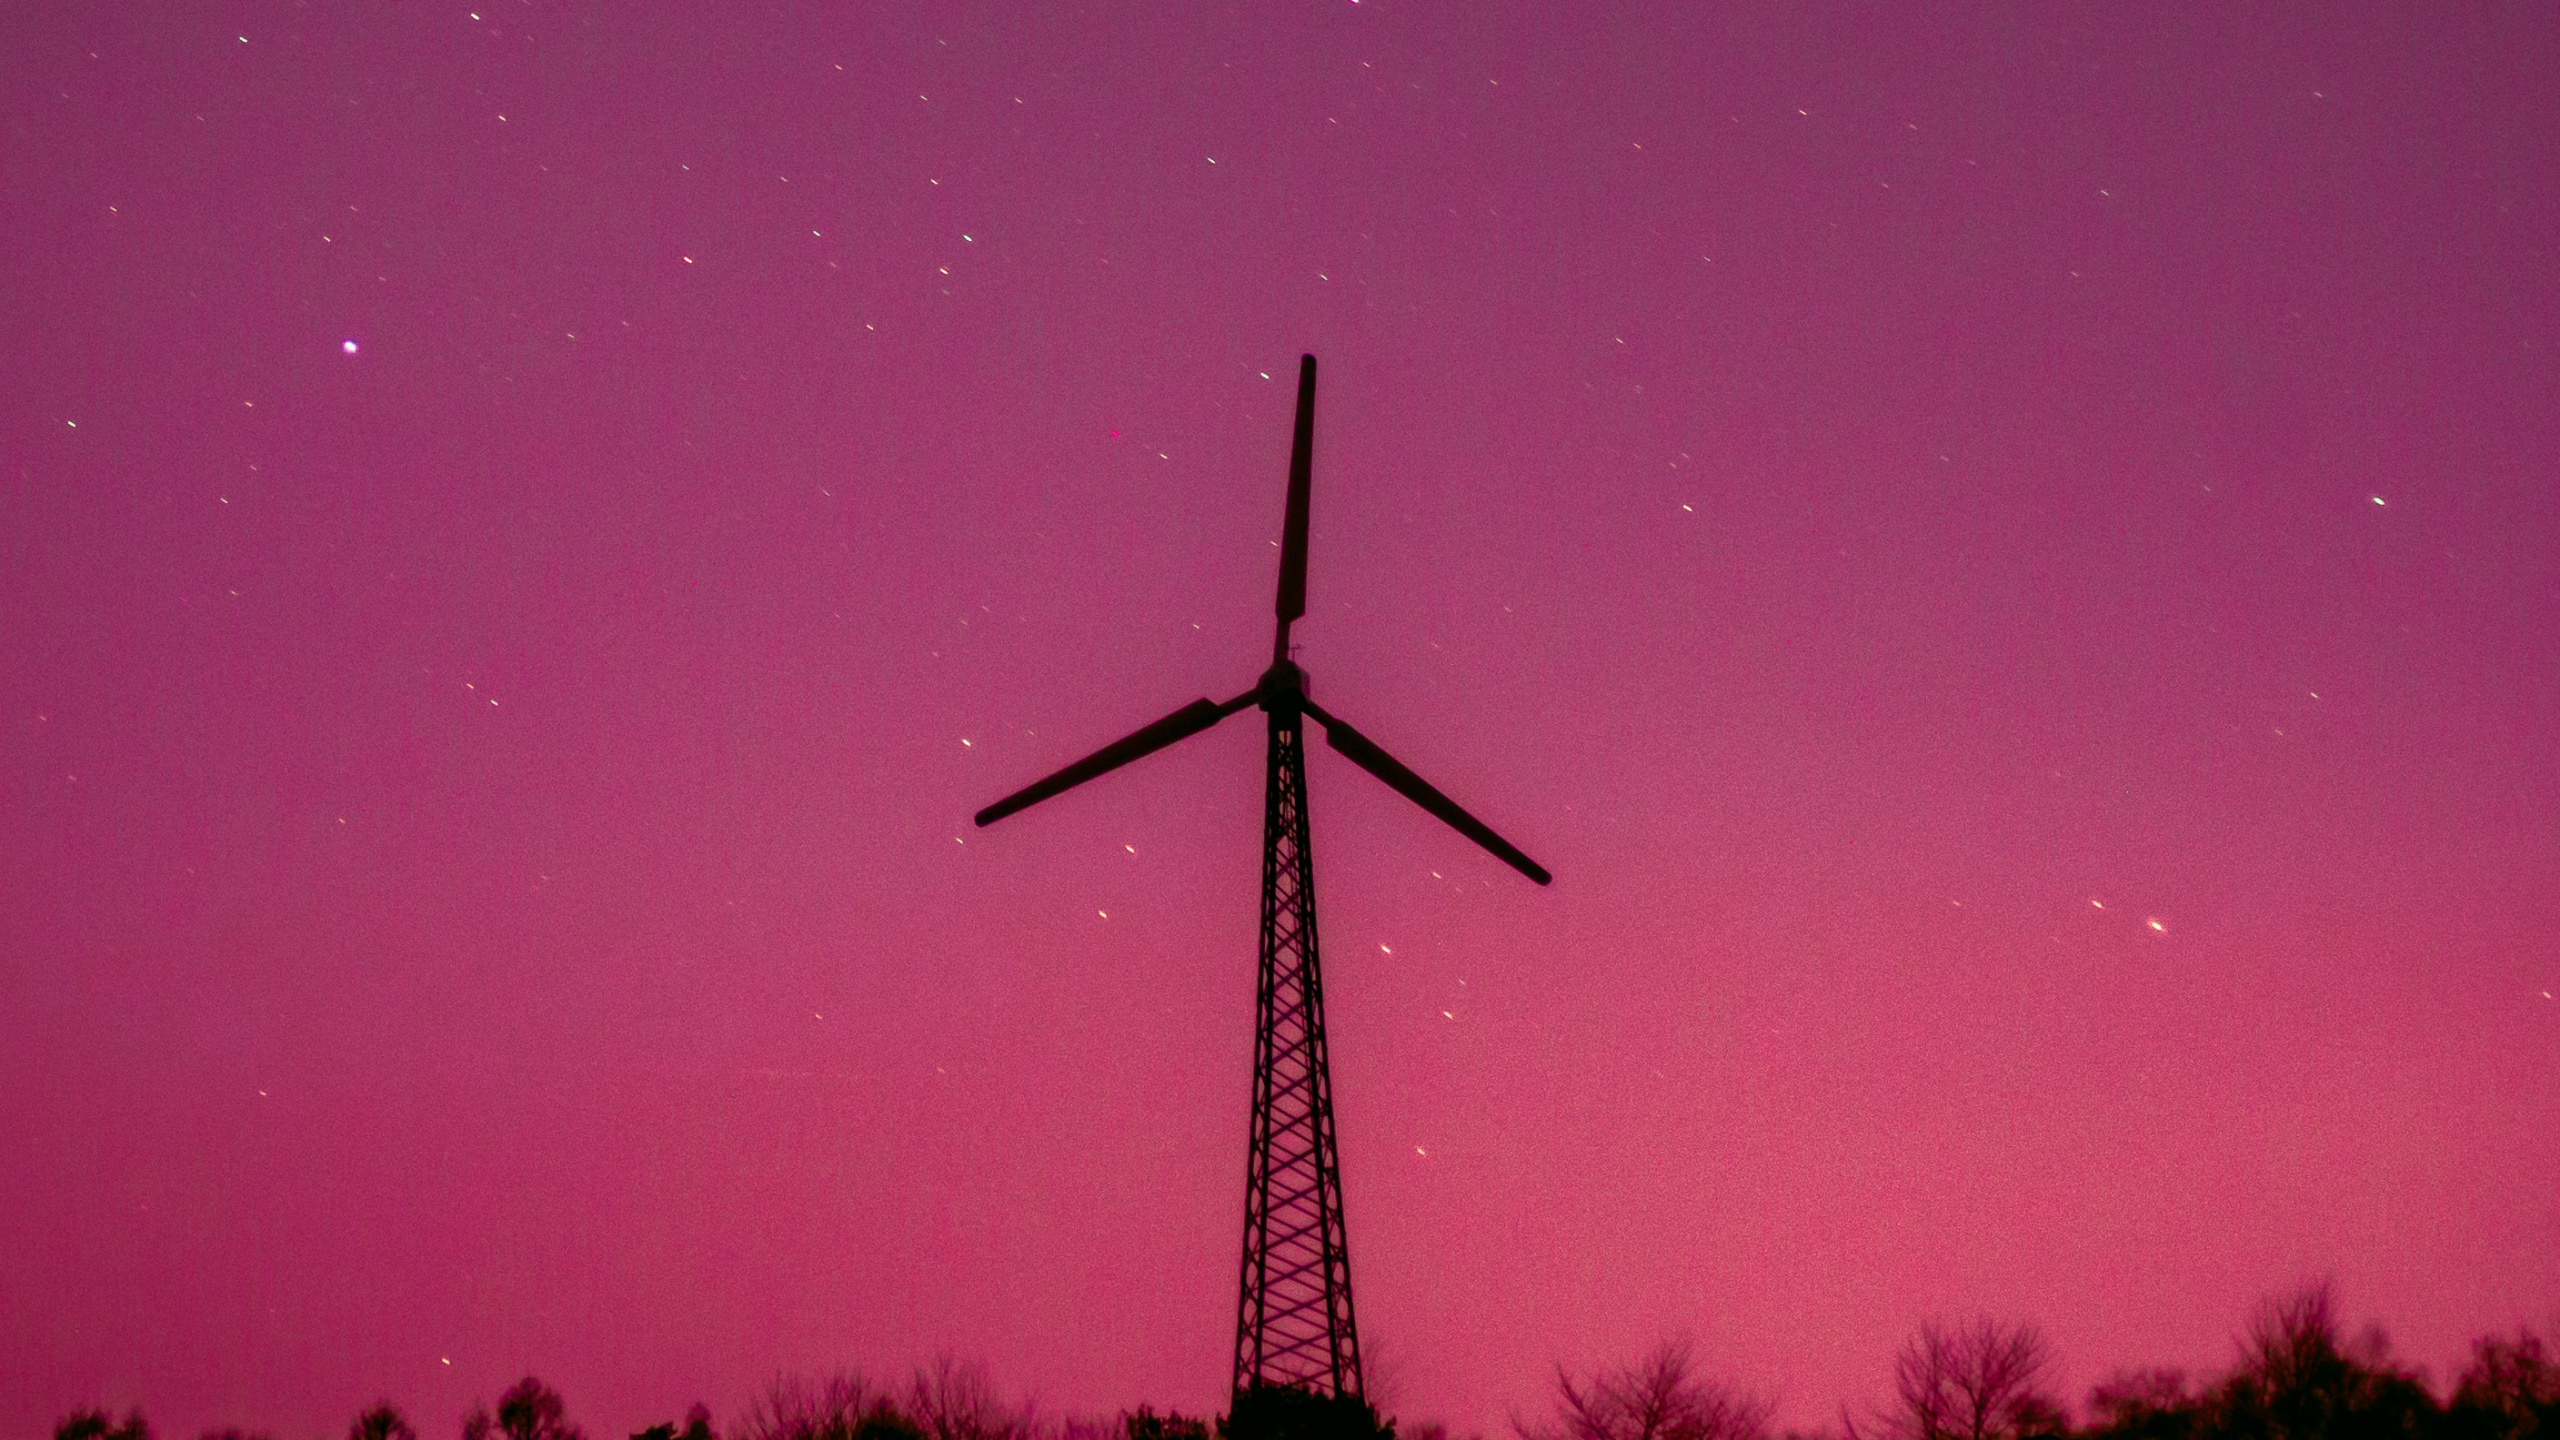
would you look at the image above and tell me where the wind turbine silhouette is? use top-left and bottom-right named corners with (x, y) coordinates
top-left (974, 355), bottom-right (1549, 1403)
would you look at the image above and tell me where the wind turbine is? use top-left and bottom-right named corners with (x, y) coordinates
top-left (974, 355), bottom-right (1549, 1403)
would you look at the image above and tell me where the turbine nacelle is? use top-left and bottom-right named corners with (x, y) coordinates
top-left (1256, 659), bottom-right (1309, 715)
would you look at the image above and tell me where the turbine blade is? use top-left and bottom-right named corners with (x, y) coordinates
top-left (975, 695), bottom-right (1243, 827)
top-left (1300, 699), bottom-right (1551, 885)
top-left (1273, 354), bottom-right (1316, 658)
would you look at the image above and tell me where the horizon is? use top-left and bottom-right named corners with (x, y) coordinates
top-left (32, 1284), bottom-right (2556, 1440)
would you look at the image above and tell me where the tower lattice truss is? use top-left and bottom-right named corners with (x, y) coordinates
top-left (1234, 711), bottom-right (1362, 1399)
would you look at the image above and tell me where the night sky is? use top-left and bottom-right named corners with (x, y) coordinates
top-left (5, 4), bottom-right (2555, 1438)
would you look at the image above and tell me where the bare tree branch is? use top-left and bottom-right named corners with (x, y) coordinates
top-left (1859, 1319), bottom-right (2059, 1440)
top-left (1517, 1339), bottom-right (1772, 1440)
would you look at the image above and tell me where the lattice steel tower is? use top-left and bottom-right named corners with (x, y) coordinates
top-left (974, 354), bottom-right (1550, 1405)
top-left (1234, 684), bottom-right (1357, 1394)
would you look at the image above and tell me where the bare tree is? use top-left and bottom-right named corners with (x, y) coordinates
top-left (2238, 1284), bottom-right (2354, 1399)
top-left (465, 1379), bottom-right (584, 1440)
top-left (2452, 1328), bottom-right (2559, 1440)
top-left (57, 1411), bottom-right (152, 1440)
top-left (909, 1355), bottom-right (1033, 1440)
top-left (742, 1373), bottom-right (921, 1440)
top-left (2085, 1370), bottom-right (2199, 1440)
top-left (1516, 1337), bottom-right (1773, 1440)
top-left (1847, 1319), bottom-right (2063, 1440)
top-left (348, 1404), bottom-right (417, 1440)
top-left (2212, 1281), bottom-right (2437, 1440)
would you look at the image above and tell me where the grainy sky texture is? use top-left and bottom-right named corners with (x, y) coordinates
top-left (4, 4), bottom-right (2555, 1438)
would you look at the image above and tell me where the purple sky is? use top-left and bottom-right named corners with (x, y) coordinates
top-left (5, 4), bottom-right (2555, 1438)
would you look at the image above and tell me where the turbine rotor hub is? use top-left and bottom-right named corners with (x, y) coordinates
top-left (1256, 659), bottom-right (1308, 714)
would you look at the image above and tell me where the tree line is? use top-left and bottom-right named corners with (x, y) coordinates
top-left (1520, 1286), bottom-right (2552, 1440)
top-left (52, 1284), bottom-right (2558, 1440)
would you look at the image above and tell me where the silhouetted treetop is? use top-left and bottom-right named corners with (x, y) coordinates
top-left (2450, 1331), bottom-right (2559, 1440)
top-left (1124, 1408), bottom-right (1212, 1440)
top-left (911, 1355), bottom-right (1034, 1440)
top-left (351, 1404), bottom-right (419, 1440)
top-left (1517, 1338), bottom-right (1770, 1440)
top-left (1224, 1383), bottom-right (1395, 1440)
top-left (1848, 1319), bottom-right (2063, 1440)
top-left (744, 1373), bottom-right (926, 1440)
top-left (465, 1376), bottom-right (584, 1440)
top-left (2210, 1283), bottom-right (2438, 1440)
top-left (57, 1412), bottom-right (152, 1440)
top-left (2087, 1369), bottom-right (2201, 1440)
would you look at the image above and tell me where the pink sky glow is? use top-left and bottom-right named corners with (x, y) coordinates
top-left (3, 5), bottom-right (2555, 1439)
